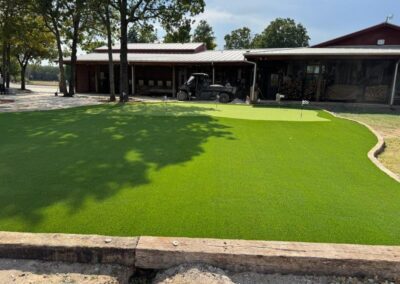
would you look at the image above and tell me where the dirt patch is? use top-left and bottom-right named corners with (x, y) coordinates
top-left (0, 258), bottom-right (133, 284)
top-left (98, 99), bottom-right (113, 103)
top-left (0, 99), bottom-right (15, 104)
top-left (152, 264), bottom-right (395, 284)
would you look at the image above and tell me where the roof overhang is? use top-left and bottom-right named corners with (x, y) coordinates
top-left (64, 50), bottom-right (250, 65)
top-left (244, 48), bottom-right (400, 60)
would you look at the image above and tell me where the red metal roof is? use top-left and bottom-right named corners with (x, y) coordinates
top-left (94, 43), bottom-right (206, 54)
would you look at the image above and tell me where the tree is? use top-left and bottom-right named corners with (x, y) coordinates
top-left (36, 0), bottom-right (69, 95)
top-left (0, 0), bottom-right (26, 88)
top-left (103, 1), bottom-right (117, 101)
top-left (252, 18), bottom-right (310, 48)
top-left (163, 19), bottom-right (191, 43)
top-left (63, 0), bottom-right (95, 96)
top-left (111, 0), bottom-right (205, 103)
top-left (128, 23), bottom-right (158, 43)
top-left (12, 16), bottom-right (56, 90)
top-left (27, 65), bottom-right (59, 81)
top-left (192, 20), bottom-right (216, 50)
top-left (224, 27), bottom-right (252, 50)
top-left (91, 0), bottom-right (119, 101)
top-left (36, 0), bottom-right (95, 96)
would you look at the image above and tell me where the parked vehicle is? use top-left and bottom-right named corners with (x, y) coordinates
top-left (177, 73), bottom-right (236, 103)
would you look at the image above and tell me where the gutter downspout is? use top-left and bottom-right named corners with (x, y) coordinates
top-left (390, 60), bottom-right (400, 106)
top-left (244, 59), bottom-right (257, 102)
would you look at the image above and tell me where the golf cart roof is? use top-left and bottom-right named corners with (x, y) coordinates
top-left (191, 73), bottom-right (209, 77)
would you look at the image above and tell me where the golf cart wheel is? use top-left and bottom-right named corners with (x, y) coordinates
top-left (218, 93), bottom-right (230, 103)
top-left (177, 91), bottom-right (188, 101)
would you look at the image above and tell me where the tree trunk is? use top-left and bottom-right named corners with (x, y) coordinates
top-left (54, 28), bottom-right (67, 95)
top-left (105, 5), bottom-right (115, 102)
top-left (68, 15), bottom-right (81, 97)
top-left (6, 44), bottom-right (10, 88)
top-left (20, 65), bottom-right (26, 90)
top-left (1, 41), bottom-right (6, 86)
top-left (119, 0), bottom-right (129, 103)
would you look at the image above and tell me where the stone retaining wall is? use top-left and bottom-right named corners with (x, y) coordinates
top-left (0, 232), bottom-right (137, 266)
top-left (0, 232), bottom-right (399, 281)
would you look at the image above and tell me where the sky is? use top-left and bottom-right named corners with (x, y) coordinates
top-left (192, 0), bottom-right (400, 48)
top-left (68, 0), bottom-right (400, 59)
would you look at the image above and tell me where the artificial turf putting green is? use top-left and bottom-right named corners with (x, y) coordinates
top-left (0, 103), bottom-right (399, 245)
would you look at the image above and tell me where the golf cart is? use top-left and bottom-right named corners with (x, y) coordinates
top-left (177, 73), bottom-right (236, 103)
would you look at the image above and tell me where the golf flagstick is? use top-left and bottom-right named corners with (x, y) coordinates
top-left (301, 100), bottom-right (309, 119)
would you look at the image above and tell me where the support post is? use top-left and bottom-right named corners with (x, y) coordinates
top-left (315, 62), bottom-right (323, 102)
top-left (212, 63), bottom-right (215, 84)
top-left (390, 60), bottom-right (399, 105)
top-left (172, 65), bottom-right (176, 98)
top-left (95, 67), bottom-right (99, 93)
top-left (131, 65), bottom-right (135, 96)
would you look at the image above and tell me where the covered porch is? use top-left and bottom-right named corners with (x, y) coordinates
top-left (75, 62), bottom-right (253, 99)
top-left (245, 49), bottom-right (400, 105)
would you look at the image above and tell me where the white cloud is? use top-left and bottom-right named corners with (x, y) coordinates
top-left (193, 9), bottom-right (235, 25)
top-left (193, 7), bottom-right (268, 29)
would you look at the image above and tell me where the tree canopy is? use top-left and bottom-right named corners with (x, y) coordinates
top-left (252, 18), bottom-right (310, 48)
top-left (12, 15), bottom-right (56, 89)
top-left (164, 19), bottom-right (191, 43)
top-left (224, 27), bottom-right (252, 50)
top-left (128, 24), bottom-right (158, 43)
top-left (192, 20), bottom-right (216, 50)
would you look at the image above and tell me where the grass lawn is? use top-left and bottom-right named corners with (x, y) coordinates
top-left (0, 103), bottom-right (399, 245)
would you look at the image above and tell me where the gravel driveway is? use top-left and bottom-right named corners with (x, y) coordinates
top-left (0, 84), bottom-right (105, 113)
top-left (0, 258), bottom-right (132, 284)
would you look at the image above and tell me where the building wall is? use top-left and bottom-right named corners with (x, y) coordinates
top-left (76, 65), bottom-right (90, 93)
top-left (314, 25), bottom-right (400, 47)
top-left (331, 27), bottom-right (400, 46)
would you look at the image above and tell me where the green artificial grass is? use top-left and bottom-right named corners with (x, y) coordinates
top-left (0, 103), bottom-right (399, 245)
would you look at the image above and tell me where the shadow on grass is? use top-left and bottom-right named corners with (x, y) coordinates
top-left (0, 104), bottom-right (233, 226)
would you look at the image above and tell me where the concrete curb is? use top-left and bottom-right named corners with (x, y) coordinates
top-left (325, 110), bottom-right (400, 183)
top-left (0, 232), bottom-right (137, 266)
top-left (135, 236), bottom-right (400, 280)
top-left (0, 232), bottom-right (399, 280)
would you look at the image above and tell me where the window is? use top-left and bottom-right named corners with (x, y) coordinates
top-left (306, 65), bottom-right (320, 74)
top-left (270, 74), bottom-right (279, 87)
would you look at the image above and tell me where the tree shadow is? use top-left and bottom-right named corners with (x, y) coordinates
top-left (0, 104), bottom-right (233, 227)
